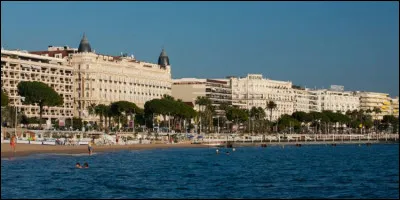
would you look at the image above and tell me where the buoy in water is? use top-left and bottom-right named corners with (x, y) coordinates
top-left (216, 149), bottom-right (219, 154)
top-left (232, 148), bottom-right (236, 151)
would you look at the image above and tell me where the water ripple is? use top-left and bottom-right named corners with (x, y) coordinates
top-left (1, 144), bottom-right (399, 199)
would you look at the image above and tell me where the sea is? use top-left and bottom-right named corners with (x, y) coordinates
top-left (1, 144), bottom-right (399, 199)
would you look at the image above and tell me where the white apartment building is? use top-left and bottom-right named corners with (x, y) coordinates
top-left (171, 78), bottom-right (232, 114)
top-left (293, 88), bottom-right (314, 113)
top-left (30, 34), bottom-right (172, 122)
top-left (1, 49), bottom-right (74, 120)
top-left (229, 74), bottom-right (293, 121)
top-left (309, 87), bottom-right (360, 114)
top-left (390, 97), bottom-right (399, 117)
top-left (355, 91), bottom-right (391, 120)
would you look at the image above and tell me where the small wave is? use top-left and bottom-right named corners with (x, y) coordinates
top-left (45, 152), bottom-right (99, 157)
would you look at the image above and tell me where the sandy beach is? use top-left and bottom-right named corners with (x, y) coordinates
top-left (1, 143), bottom-right (209, 158)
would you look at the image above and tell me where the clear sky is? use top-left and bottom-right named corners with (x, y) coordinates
top-left (1, 2), bottom-right (399, 96)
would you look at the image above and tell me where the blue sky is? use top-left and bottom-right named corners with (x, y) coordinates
top-left (1, 2), bottom-right (399, 96)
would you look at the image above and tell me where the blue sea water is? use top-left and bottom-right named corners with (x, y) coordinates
top-left (1, 144), bottom-right (399, 199)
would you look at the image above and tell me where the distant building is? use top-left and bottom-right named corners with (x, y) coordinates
top-left (309, 87), bottom-right (360, 114)
top-left (390, 97), bottom-right (399, 117)
top-left (355, 91), bottom-right (391, 120)
top-left (171, 78), bottom-right (232, 115)
top-left (293, 88), bottom-right (314, 113)
top-left (1, 49), bottom-right (74, 120)
top-left (229, 74), bottom-right (293, 121)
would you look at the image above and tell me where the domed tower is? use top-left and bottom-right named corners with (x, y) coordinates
top-left (158, 48), bottom-right (170, 68)
top-left (78, 33), bottom-right (92, 53)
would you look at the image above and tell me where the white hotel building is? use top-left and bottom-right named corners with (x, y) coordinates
top-left (292, 88), bottom-right (314, 113)
top-left (1, 49), bottom-right (74, 120)
top-left (4, 33), bottom-right (172, 123)
top-left (30, 34), bottom-right (172, 122)
top-left (308, 86), bottom-right (360, 114)
top-left (229, 74), bottom-right (294, 121)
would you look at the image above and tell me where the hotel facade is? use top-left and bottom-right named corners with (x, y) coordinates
top-left (1, 49), bottom-right (74, 120)
top-left (308, 86), bottom-right (360, 114)
top-left (2, 34), bottom-right (172, 123)
top-left (229, 74), bottom-right (294, 121)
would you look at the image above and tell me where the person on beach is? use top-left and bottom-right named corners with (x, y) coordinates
top-left (10, 135), bottom-right (16, 152)
top-left (83, 162), bottom-right (89, 168)
top-left (76, 163), bottom-right (82, 168)
top-left (88, 142), bottom-right (93, 156)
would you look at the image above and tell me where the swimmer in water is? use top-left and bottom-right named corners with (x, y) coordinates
top-left (76, 163), bottom-right (82, 168)
top-left (232, 148), bottom-right (236, 151)
top-left (83, 162), bottom-right (89, 168)
top-left (226, 151), bottom-right (230, 155)
top-left (216, 149), bottom-right (219, 154)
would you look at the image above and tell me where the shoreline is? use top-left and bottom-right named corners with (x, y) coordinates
top-left (1, 143), bottom-right (209, 158)
top-left (2, 140), bottom-right (398, 158)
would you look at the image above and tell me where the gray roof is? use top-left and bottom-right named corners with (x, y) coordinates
top-left (158, 48), bottom-right (170, 66)
top-left (78, 33), bottom-right (92, 53)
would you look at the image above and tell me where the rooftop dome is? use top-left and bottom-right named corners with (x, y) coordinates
top-left (78, 33), bottom-right (92, 53)
top-left (158, 48), bottom-right (170, 66)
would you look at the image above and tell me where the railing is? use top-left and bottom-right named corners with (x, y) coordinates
top-left (199, 133), bottom-right (399, 143)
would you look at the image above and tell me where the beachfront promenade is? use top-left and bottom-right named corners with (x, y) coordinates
top-left (1, 127), bottom-right (398, 158)
top-left (1, 127), bottom-right (398, 146)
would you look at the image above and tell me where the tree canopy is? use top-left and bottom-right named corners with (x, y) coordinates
top-left (1, 90), bottom-right (9, 107)
top-left (17, 81), bottom-right (63, 129)
top-left (17, 81), bottom-right (63, 107)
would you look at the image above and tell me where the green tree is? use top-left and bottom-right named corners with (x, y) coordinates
top-left (20, 114), bottom-right (29, 127)
top-left (226, 107), bottom-right (248, 132)
top-left (110, 101), bottom-right (141, 130)
top-left (277, 114), bottom-right (301, 133)
top-left (291, 111), bottom-right (312, 123)
top-left (382, 115), bottom-right (399, 133)
top-left (94, 104), bottom-right (108, 131)
top-left (66, 117), bottom-right (83, 131)
top-left (17, 81), bottom-right (63, 129)
top-left (1, 89), bottom-right (9, 107)
top-left (87, 103), bottom-right (97, 116)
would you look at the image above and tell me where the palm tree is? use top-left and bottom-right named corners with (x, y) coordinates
top-left (373, 107), bottom-right (381, 119)
top-left (95, 104), bottom-right (108, 131)
top-left (195, 96), bottom-right (212, 133)
top-left (266, 101), bottom-right (277, 122)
